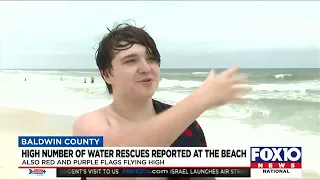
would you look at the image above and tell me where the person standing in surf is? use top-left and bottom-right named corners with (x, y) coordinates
top-left (91, 76), bottom-right (95, 83)
top-left (73, 22), bottom-right (251, 180)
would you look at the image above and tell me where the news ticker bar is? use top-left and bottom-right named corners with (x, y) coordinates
top-left (56, 167), bottom-right (251, 177)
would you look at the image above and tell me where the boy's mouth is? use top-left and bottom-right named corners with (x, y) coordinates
top-left (139, 78), bottom-right (152, 82)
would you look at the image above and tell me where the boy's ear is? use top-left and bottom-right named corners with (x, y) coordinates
top-left (101, 70), bottom-right (112, 84)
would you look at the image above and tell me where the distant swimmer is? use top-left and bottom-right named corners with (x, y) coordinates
top-left (91, 76), bottom-right (95, 83)
top-left (60, 77), bottom-right (63, 81)
top-left (84, 78), bottom-right (86, 83)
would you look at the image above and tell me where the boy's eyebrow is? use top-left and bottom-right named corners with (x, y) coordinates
top-left (120, 54), bottom-right (139, 61)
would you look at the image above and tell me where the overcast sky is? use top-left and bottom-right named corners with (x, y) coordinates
top-left (0, 1), bottom-right (319, 69)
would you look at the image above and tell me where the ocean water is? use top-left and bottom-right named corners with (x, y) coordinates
top-left (0, 68), bottom-right (319, 173)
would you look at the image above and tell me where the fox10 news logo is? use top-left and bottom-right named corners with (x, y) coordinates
top-left (250, 147), bottom-right (302, 176)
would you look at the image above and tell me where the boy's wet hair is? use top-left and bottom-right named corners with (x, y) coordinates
top-left (95, 20), bottom-right (161, 94)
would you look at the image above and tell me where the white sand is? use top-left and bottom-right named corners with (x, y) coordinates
top-left (0, 106), bottom-right (73, 179)
top-left (0, 106), bottom-right (319, 179)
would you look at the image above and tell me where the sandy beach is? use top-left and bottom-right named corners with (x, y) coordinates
top-left (0, 106), bottom-right (319, 179)
top-left (0, 106), bottom-right (74, 179)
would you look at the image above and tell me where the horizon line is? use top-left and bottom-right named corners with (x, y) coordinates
top-left (1, 67), bottom-right (319, 70)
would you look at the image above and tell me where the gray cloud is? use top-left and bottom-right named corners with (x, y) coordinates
top-left (0, 1), bottom-right (319, 69)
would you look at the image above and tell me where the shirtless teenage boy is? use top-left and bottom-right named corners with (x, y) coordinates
top-left (73, 23), bottom-right (251, 180)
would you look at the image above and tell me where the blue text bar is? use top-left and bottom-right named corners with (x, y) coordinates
top-left (18, 136), bottom-right (103, 147)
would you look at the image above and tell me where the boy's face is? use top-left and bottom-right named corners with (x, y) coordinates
top-left (104, 43), bottom-right (160, 99)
